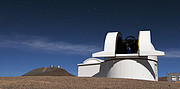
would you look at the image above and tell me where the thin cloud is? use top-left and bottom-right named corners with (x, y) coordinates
top-left (165, 49), bottom-right (180, 58)
top-left (0, 35), bottom-right (101, 55)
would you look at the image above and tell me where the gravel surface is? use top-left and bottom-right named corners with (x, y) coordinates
top-left (0, 76), bottom-right (179, 89)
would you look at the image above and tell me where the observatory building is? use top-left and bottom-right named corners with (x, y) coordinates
top-left (78, 31), bottom-right (165, 81)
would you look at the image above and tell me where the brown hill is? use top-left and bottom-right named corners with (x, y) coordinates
top-left (23, 67), bottom-right (74, 76)
top-left (0, 76), bottom-right (179, 89)
top-left (158, 76), bottom-right (167, 81)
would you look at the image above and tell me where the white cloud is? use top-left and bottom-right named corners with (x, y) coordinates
top-left (0, 35), bottom-right (101, 55)
top-left (165, 49), bottom-right (180, 58)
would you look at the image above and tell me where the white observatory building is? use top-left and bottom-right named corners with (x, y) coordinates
top-left (78, 31), bottom-right (165, 81)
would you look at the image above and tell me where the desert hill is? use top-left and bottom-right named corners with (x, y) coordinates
top-left (158, 76), bottom-right (167, 81)
top-left (23, 67), bottom-right (74, 76)
top-left (0, 76), bottom-right (179, 89)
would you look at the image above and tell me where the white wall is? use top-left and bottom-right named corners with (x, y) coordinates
top-left (78, 58), bottom-right (158, 81)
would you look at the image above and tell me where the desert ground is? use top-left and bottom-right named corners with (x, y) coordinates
top-left (0, 76), bottom-right (179, 89)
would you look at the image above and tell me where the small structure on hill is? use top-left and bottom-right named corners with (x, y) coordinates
top-left (56, 66), bottom-right (61, 68)
top-left (50, 65), bottom-right (61, 68)
top-left (167, 73), bottom-right (180, 82)
top-left (50, 65), bottom-right (54, 68)
top-left (78, 31), bottom-right (165, 81)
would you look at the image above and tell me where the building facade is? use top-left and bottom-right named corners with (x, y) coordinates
top-left (167, 73), bottom-right (180, 82)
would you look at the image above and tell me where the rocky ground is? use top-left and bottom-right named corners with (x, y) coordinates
top-left (0, 76), bottom-right (179, 89)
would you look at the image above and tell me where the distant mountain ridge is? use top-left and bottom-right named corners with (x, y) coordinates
top-left (23, 67), bottom-right (74, 76)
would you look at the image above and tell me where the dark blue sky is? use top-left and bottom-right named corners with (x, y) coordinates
top-left (0, 0), bottom-right (179, 77)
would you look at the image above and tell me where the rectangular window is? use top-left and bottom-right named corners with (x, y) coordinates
top-left (171, 76), bottom-right (176, 81)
